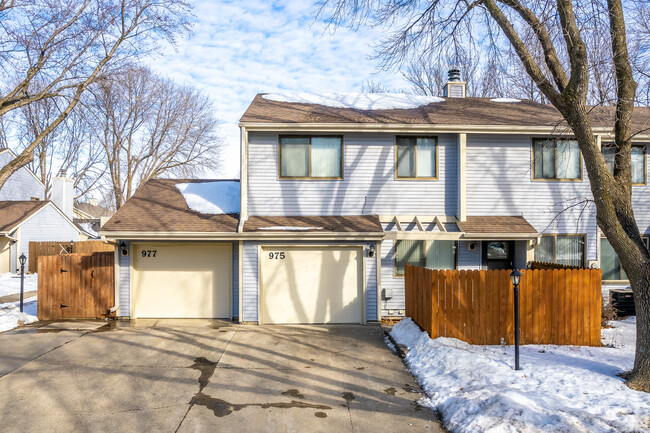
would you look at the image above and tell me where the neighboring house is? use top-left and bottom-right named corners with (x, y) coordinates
top-left (74, 200), bottom-right (115, 239)
top-left (0, 149), bottom-right (87, 272)
top-left (99, 74), bottom-right (650, 323)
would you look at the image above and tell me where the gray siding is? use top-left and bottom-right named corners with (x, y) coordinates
top-left (119, 241), bottom-right (131, 317)
top-left (466, 134), bottom-right (598, 262)
top-left (380, 238), bottom-right (404, 315)
top-left (242, 241), bottom-right (259, 322)
top-left (19, 205), bottom-right (80, 272)
top-left (241, 240), bottom-right (378, 323)
top-left (247, 132), bottom-right (458, 216)
top-left (458, 241), bottom-right (481, 270)
top-left (0, 151), bottom-right (44, 201)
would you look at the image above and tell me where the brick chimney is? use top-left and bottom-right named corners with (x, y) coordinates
top-left (443, 68), bottom-right (466, 98)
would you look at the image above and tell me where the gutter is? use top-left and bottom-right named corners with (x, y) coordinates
top-left (98, 231), bottom-right (386, 241)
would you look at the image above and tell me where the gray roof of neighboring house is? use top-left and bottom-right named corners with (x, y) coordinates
top-left (0, 201), bottom-right (48, 232)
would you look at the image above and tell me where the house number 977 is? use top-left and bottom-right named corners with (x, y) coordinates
top-left (141, 250), bottom-right (157, 258)
top-left (269, 252), bottom-right (285, 259)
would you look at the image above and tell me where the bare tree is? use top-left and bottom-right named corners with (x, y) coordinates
top-left (319, 0), bottom-right (650, 390)
top-left (84, 67), bottom-right (222, 209)
top-left (0, 0), bottom-right (191, 189)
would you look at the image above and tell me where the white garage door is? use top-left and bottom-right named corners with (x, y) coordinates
top-left (261, 246), bottom-right (363, 324)
top-left (132, 243), bottom-right (231, 319)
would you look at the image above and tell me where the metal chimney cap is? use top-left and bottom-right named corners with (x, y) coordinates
top-left (448, 68), bottom-right (461, 82)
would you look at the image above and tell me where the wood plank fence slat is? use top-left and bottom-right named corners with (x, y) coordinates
top-left (404, 266), bottom-right (602, 347)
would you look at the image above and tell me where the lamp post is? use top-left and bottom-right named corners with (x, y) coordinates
top-left (510, 269), bottom-right (522, 371)
top-left (19, 253), bottom-right (26, 313)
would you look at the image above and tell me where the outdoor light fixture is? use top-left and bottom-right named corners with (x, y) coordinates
top-left (368, 245), bottom-right (375, 258)
top-left (510, 269), bottom-right (522, 371)
top-left (120, 241), bottom-right (128, 256)
top-left (18, 253), bottom-right (26, 313)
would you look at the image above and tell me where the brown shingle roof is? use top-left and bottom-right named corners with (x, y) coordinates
top-left (101, 179), bottom-right (239, 233)
top-left (240, 94), bottom-right (650, 135)
top-left (458, 216), bottom-right (537, 234)
top-left (244, 215), bottom-right (383, 233)
top-left (0, 201), bottom-right (48, 232)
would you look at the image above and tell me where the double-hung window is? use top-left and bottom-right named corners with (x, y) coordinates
top-left (279, 136), bottom-right (343, 178)
top-left (602, 145), bottom-right (646, 185)
top-left (534, 234), bottom-right (586, 267)
top-left (533, 138), bottom-right (581, 180)
top-left (394, 239), bottom-right (456, 277)
top-left (396, 136), bottom-right (437, 178)
top-left (601, 236), bottom-right (650, 281)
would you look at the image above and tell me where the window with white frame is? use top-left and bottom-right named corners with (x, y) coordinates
top-left (601, 236), bottom-right (650, 281)
top-left (533, 138), bottom-right (581, 180)
top-left (534, 234), bottom-right (586, 267)
top-left (602, 145), bottom-right (646, 185)
top-left (394, 239), bottom-right (456, 276)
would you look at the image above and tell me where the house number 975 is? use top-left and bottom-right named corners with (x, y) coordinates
top-left (269, 252), bottom-right (285, 259)
top-left (141, 250), bottom-right (157, 257)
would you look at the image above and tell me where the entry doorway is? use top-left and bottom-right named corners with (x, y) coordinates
top-left (482, 241), bottom-right (514, 270)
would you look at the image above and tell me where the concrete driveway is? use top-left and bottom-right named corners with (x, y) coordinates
top-left (0, 320), bottom-right (445, 432)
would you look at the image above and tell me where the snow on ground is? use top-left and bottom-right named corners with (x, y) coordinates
top-left (176, 181), bottom-right (240, 215)
top-left (0, 272), bottom-right (37, 297)
top-left (0, 296), bottom-right (37, 332)
top-left (390, 317), bottom-right (650, 433)
top-left (262, 92), bottom-right (445, 110)
top-left (490, 98), bottom-right (522, 103)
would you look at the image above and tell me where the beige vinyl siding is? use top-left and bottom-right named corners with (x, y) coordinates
top-left (247, 132), bottom-right (457, 216)
top-left (466, 134), bottom-right (598, 262)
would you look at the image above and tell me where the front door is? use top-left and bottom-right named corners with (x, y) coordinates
top-left (483, 241), bottom-right (514, 270)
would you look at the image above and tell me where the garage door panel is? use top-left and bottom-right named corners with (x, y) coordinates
top-left (261, 247), bottom-right (362, 324)
top-left (133, 244), bottom-right (231, 319)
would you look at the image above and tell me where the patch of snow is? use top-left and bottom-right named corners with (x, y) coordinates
top-left (262, 92), bottom-right (444, 110)
top-left (390, 317), bottom-right (650, 433)
top-left (257, 226), bottom-right (324, 231)
top-left (176, 181), bottom-right (240, 215)
top-left (0, 273), bottom-right (37, 297)
top-left (77, 222), bottom-right (98, 238)
top-left (0, 296), bottom-right (37, 332)
top-left (490, 97), bottom-right (521, 103)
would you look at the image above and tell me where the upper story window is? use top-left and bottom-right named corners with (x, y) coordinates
top-left (395, 136), bottom-right (438, 179)
top-left (601, 236), bottom-right (650, 281)
top-left (533, 138), bottom-right (582, 180)
top-left (534, 234), bottom-right (586, 267)
top-left (279, 136), bottom-right (343, 179)
top-left (602, 145), bottom-right (646, 185)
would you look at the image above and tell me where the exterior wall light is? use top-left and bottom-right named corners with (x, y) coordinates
top-left (120, 241), bottom-right (128, 256)
top-left (368, 245), bottom-right (375, 258)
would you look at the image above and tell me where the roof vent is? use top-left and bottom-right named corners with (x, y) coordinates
top-left (443, 68), bottom-right (466, 98)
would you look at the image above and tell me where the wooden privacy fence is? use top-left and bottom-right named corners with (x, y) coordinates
top-left (37, 252), bottom-right (115, 320)
top-left (404, 265), bottom-right (602, 346)
top-left (29, 240), bottom-right (114, 272)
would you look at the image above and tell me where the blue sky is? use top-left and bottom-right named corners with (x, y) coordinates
top-left (150, 0), bottom-right (408, 179)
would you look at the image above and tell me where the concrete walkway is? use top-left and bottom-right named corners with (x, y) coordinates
top-left (0, 321), bottom-right (445, 432)
top-left (0, 290), bottom-right (37, 304)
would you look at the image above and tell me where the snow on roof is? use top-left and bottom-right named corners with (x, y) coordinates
top-left (176, 181), bottom-right (240, 215)
top-left (262, 92), bottom-right (444, 110)
top-left (490, 98), bottom-right (521, 103)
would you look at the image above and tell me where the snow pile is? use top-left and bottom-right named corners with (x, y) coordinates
top-left (391, 317), bottom-right (650, 433)
top-left (262, 92), bottom-right (444, 110)
top-left (176, 181), bottom-right (240, 215)
top-left (0, 296), bottom-right (37, 332)
top-left (490, 98), bottom-right (521, 103)
top-left (0, 272), bottom-right (37, 297)
top-left (258, 226), bottom-right (324, 231)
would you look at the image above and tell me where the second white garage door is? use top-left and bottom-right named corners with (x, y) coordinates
top-left (132, 243), bottom-right (231, 319)
top-left (260, 246), bottom-right (363, 324)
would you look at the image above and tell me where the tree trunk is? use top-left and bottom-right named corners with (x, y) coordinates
top-left (627, 272), bottom-right (650, 390)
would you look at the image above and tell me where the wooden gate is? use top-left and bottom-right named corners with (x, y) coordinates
top-left (37, 252), bottom-right (115, 320)
top-left (29, 240), bottom-right (114, 272)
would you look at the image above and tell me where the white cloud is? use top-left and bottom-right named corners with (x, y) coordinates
top-left (148, 0), bottom-right (409, 179)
